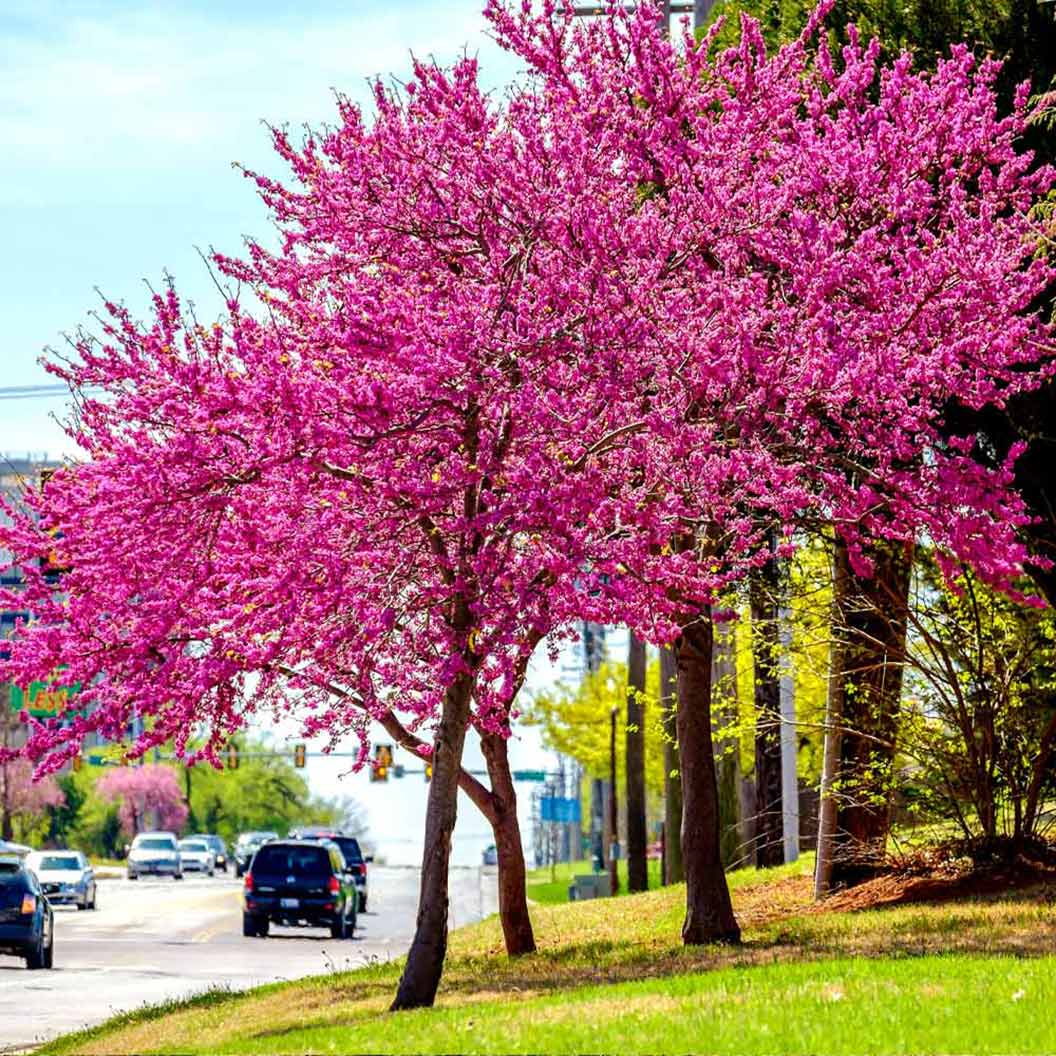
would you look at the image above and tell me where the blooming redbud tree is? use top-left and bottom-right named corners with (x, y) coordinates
top-left (488, 0), bottom-right (1055, 939)
top-left (97, 765), bottom-right (189, 838)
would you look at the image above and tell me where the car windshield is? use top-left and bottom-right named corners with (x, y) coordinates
top-left (252, 845), bottom-right (330, 876)
top-left (180, 841), bottom-right (207, 852)
top-left (135, 838), bottom-right (175, 850)
top-left (36, 855), bottom-right (81, 871)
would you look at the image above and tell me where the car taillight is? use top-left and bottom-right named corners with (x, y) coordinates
top-left (359, 863), bottom-right (367, 877)
top-left (21, 894), bottom-right (37, 915)
top-left (328, 874), bottom-right (340, 895)
top-left (244, 872), bottom-right (254, 893)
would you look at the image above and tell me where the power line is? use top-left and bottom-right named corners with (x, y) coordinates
top-left (0, 384), bottom-right (98, 402)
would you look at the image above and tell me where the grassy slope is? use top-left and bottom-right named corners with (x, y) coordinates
top-left (42, 855), bottom-right (1056, 1056)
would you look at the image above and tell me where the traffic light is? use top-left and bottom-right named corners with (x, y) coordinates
top-left (38, 469), bottom-right (71, 582)
top-left (371, 743), bottom-right (394, 782)
top-left (424, 761), bottom-right (433, 783)
top-left (72, 754), bottom-right (83, 773)
top-left (294, 743), bottom-right (307, 769)
top-left (227, 744), bottom-right (239, 770)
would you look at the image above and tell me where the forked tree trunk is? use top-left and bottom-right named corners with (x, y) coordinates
top-left (391, 670), bottom-right (474, 1011)
top-left (626, 633), bottom-right (649, 892)
top-left (480, 732), bottom-right (536, 956)
top-left (830, 535), bottom-right (913, 888)
top-left (659, 646), bottom-right (684, 884)
top-left (750, 541), bottom-right (784, 868)
top-left (675, 612), bottom-right (740, 944)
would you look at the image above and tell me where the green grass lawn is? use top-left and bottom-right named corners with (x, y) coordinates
top-left (41, 853), bottom-right (1056, 1056)
top-left (525, 856), bottom-right (663, 903)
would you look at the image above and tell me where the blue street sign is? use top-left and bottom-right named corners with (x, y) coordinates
top-left (541, 796), bottom-right (581, 824)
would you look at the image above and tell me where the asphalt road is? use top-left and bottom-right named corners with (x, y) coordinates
top-left (0, 866), bottom-right (499, 1052)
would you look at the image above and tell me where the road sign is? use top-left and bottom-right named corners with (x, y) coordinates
top-left (541, 796), bottom-right (581, 824)
top-left (8, 680), bottom-right (81, 719)
top-left (512, 769), bottom-right (547, 782)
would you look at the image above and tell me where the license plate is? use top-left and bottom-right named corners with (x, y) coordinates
top-left (280, 897), bottom-right (299, 909)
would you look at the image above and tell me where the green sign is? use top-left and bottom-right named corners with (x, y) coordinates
top-left (513, 769), bottom-right (548, 783)
top-left (8, 680), bottom-right (81, 719)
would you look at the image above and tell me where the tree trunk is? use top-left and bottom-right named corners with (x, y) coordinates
top-left (626, 633), bottom-right (649, 892)
top-left (675, 612), bottom-right (740, 944)
top-left (660, 646), bottom-right (684, 884)
top-left (830, 535), bottom-right (913, 888)
top-left (712, 622), bottom-right (742, 867)
top-left (480, 732), bottom-right (536, 956)
top-left (751, 538), bottom-right (784, 868)
top-left (814, 542), bottom-right (847, 899)
top-left (391, 670), bottom-right (474, 1011)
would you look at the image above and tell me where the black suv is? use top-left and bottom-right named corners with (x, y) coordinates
top-left (0, 855), bottom-right (54, 969)
top-left (242, 839), bottom-right (356, 939)
top-left (289, 828), bottom-right (369, 911)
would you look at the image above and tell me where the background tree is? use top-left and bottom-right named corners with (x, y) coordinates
top-left (900, 555), bottom-right (1056, 857)
top-left (97, 765), bottom-right (189, 838)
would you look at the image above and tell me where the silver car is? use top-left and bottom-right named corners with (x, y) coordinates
top-left (178, 838), bottom-right (215, 874)
top-left (27, 850), bottom-right (96, 910)
top-left (127, 832), bottom-right (182, 880)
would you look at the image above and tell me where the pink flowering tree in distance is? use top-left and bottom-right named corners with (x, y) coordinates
top-left (0, 757), bottom-right (64, 842)
top-left (97, 765), bottom-right (189, 838)
top-left (2, 0), bottom-right (1054, 1010)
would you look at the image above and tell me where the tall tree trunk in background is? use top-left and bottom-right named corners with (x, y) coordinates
top-left (480, 733), bottom-right (536, 956)
top-left (814, 535), bottom-right (848, 899)
top-left (750, 534), bottom-right (784, 868)
top-left (660, 646), bottom-right (684, 884)
top-left (626, 633), bottom-right (649, 892)
top-left (675, 612), bottom-right (741, 944)
top-left (829, 535), bottom-right (913, 888)
top-left (392, 669), bottom-right (474, 1010)
top-left (712, 622), bottom-right (743, 867)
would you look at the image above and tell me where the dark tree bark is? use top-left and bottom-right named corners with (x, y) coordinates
top-left (626, 632), bottom-right (649, 892)
top-left (391, 669), bottom-right (474, 1010)
top-left (480, 732), bottom-right (536, 956)
top-left (659, 646), bottom-right (684, 884)
top-left (750, 536), bottom-right (784, 868)
top-left (675, 612), bottom-right (741, 944)
top-left (830, 535), bottom-right (913, 887)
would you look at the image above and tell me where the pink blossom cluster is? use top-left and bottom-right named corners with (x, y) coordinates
top-left (0, 1), bottom-right (1052, 774)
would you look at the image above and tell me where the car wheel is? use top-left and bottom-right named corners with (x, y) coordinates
top-left (242, 912), bottom-right (261, 937)
top-left (25, 936), bottom-right (46, 970)
top-left (43, 932), bottom-right (54, 969)
top-left (174, 871), bottom-right (183, 881)
top-left (77, 899), bottom-right (86, 911)
top-left (330, 913), bottom-right (348, 940)
top-left (88, 888), bottom-right (97, 910)
top-left (359, 894), bottom-right (367, 913)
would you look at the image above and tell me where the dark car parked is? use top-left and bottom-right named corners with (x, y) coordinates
top-left (289, 828), bottom-right (370, 911)
top-left (0, 855), bottom-right (54, 969)
top-left (242, 840), bottom-right (356, 939)
top-left (233, 831), bottom-right (278, 878)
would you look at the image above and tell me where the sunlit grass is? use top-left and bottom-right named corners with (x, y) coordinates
top-left (40, 851), bottom-right (1056, 1056)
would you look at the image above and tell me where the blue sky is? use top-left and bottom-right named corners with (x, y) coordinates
top-left (0, 0), bottom-right (520, 458)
